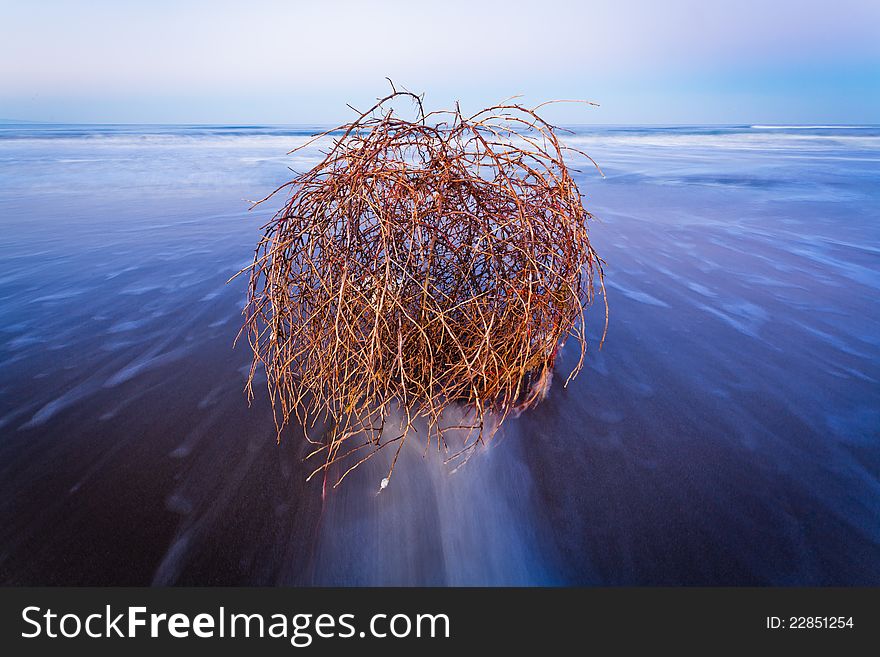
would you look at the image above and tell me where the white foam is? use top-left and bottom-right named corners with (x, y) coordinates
top-left (751, 125), bottom-right (875, 130)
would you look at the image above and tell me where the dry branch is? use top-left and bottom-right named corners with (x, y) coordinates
top-left (238, 88), bottom-right (607, 487)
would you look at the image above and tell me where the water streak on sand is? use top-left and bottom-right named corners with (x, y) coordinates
top-left (0, 123), bottom-right (878, 585)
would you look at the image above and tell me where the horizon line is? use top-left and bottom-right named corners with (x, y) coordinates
top-left (2, 119), bottom-right (878, 128)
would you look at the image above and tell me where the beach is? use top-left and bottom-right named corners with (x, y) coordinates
top-left (1, 123), bottom-right (878, 585)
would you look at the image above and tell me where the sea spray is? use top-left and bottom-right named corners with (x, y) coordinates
top-left (308, 408), bottom-right (562, 585)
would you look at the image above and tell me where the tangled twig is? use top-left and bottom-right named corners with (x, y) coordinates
top-left (237, 86), bottom-right (607, 487)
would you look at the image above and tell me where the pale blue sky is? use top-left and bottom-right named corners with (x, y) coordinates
top-left (1, 0), bottom-right (878, 124)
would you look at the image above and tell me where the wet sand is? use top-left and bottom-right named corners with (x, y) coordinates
top-left (0, 124), bottom-right (877, 584)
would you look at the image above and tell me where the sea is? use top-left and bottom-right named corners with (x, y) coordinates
top-left (0, 122), bottom-right (877, 585)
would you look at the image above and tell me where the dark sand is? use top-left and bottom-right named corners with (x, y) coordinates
top-left (1, 124), bottom-right (877, 584)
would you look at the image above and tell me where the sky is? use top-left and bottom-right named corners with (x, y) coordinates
top-left (1, 0), bottom-right (878, 124)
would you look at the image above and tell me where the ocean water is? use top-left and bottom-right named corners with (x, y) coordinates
top-left (0, 123), bottom-right (877, 585)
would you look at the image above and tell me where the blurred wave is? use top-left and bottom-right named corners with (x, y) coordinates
top-left (0, 123), bottom-right (877, 585)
